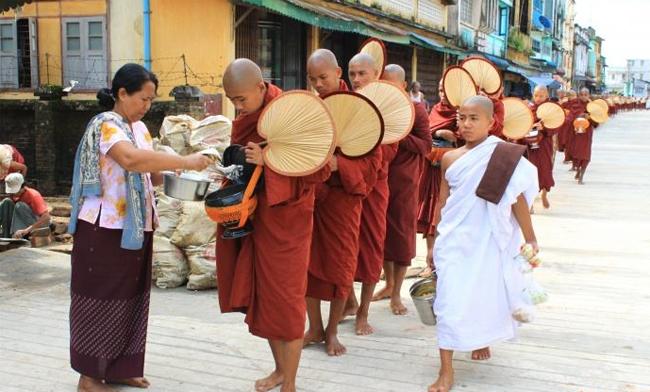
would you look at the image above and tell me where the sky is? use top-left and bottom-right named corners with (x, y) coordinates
top-left (574, 0), bottom-right (650, 68)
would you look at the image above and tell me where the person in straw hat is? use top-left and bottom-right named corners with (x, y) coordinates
top-left (370, 64), bottom-right (431, 318)
top-left (0, 144), bottom-right (27, 180)
top-left (428, 95), bottom-right (539, 392)
top-left (303, 49), bottom-right (382, 356)
top-left (216, 58), bottom-right (331, 392)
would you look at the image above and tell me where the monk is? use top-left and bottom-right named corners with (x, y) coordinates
top-left (216, 58), bottom-right (330, 392)
top-left (418, 80), bottom-right (459, 272)
top-left (526, 86), bottom-right (558, 208)
top-left (571, 88), bottom-right (598, 184)
top-left (303, 49), bottom-right (381, 356)
top-left (370, 64), bottom-right (431, 317)
top-left (486, 86), bottom-right (505, 138)
top-left (428, 96), bottom-right (539, 392)
top-left (557, 90), bottom-right (569, 154)
top-left (562, 90), bottom-right (580, 167)
top-left (341, 53), bottom-right (398, 334)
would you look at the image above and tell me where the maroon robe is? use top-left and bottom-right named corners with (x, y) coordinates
top-left (216, 84), bottom-right (331, 341)
top-left (490, 98), bottom-right (505, 138)
top-left (569, 100), bottom-right (597, 164)
top-left (526, 100), bottom-right (558, 191)
top-left (563, 98), bottom-right (584, 162)
top-left (383, 102), bottom-right (431, 266)
top-left (355, 143), bottom-right (398, 284)
top-left (307, 81), bottom-right (382, 300)
top-left (417, 102), bottom-right (457, 236)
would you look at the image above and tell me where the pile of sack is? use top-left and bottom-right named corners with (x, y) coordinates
top-left (152, 115), bottom-right (231, 290)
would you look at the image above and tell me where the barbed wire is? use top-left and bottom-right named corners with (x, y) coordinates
top-left (0, 53), bottom-right (224, 90)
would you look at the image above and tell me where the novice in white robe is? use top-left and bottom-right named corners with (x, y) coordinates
top-left (433, 135), bottom-right (538, 351)
top-left (428, 95), bottom-right (539, 392)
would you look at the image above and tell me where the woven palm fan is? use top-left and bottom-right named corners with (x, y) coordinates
top-left (442, 66), bottom-right (478, 108)
top-left (358, 80), bottom-right (415, 144)
top-left (359, 38), bottom-right (387, 78)
top-left (536, 102), bottom-right (566, 129)
top-left (322, 91), bottom-right (384, 158)
top-left (461, 57), bottom-right (502, 95)
top-left (592, 98), bottom-right (609, 114)
top-left (502, 97), bottom-right (535, 140)
top-left (586, 100), bottom-right (609, 123)
top-left (258, 91), bottom-right (336, 176)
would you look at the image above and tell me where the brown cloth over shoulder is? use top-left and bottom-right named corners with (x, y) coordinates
top-left (476, 142), bottom-right (526, 204)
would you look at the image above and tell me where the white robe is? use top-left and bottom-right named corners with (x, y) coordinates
top-left (433, 136), bottom-right (538, 351)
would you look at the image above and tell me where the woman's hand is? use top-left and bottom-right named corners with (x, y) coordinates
top-left (245, 142), bottom-right (265, 166)
top-left (182, 153), bottom-right (212, 171)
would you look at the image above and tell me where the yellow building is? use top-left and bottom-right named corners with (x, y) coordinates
top-left (1, 0), bottom-right (458, 115)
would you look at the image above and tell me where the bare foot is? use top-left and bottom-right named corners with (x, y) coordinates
top-left (569, 166), bottom-right (576, 172)
top-left (574, 171), bottom-right (580, 180)
top-left (78, 376), bottom-right (115, 392)
top-left (578, 179), bottom-right (584, 185)
top-left (541, 193), bottom-right (550, 209)
top-left (342, 304), bottom-right (358, 319)
top-left (303, 328), bottom-right (325, 347)
top-left (325, 334), bottom-right (347, 356)
top-left (390, 298), bottom-right (408, 315)
top-left (428, 369), bottom-right (454, 392)
top-left (106, 377), bottom-right (150, 388)
top-left (255, 371), bottom-right (284, 392)
top-left (471, 347), bottom-right (491, 360)
top-left (371, 286), bottom-right (392, 302)
top-left (355, 315), bottom-right (374, 335)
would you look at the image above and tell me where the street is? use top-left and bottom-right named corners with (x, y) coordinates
top-left (1, 111), bottom-right (649, 392)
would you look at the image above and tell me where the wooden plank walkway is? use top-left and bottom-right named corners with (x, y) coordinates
top-left (1, 111), bottom-right (649, 391)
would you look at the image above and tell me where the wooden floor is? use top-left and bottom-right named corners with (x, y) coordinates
top-left (1, 111), bottom-right (649, 391)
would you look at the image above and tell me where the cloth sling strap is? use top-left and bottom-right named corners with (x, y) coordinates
top-left (476, 142), bottom-right (526, 204)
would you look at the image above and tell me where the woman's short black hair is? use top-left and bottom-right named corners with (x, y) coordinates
top-left (97, 63), bottom-right (159, 108)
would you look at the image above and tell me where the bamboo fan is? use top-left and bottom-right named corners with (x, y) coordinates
top-left (586, 100), bottom-right (609, 123)
top-left (358, 81), bottom-right (415, 144)
top-left (322, 91), bottom-right (384, 158)
top-left (442, 66), bottom-right (478, 108)
top-left (257, 91), bottom-right (336, 176)
top-left (536, 102), bottom-right (565, 129)
top-left (359, 38), bottom-right (387, 78)
top-left (592, 98), bottom-right (609, 114)
top-left (461, 57), bottom-right (502, 95)
top-left (502, 97), bottom-right (535, 140)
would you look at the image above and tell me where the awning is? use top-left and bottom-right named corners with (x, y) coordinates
top-left (409, 33), bottom-right (464, 56)
top-left (0, 0), bottom-right (31, 12)
top-left (236, 0), bottom-right (410, 44)
top-left (526, 76), bottom-right (562, 90)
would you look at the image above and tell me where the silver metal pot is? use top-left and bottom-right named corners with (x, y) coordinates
top-left (162, 172), bottom-right (211, 201)
top-left (409, 276), bottom-right (437, 326)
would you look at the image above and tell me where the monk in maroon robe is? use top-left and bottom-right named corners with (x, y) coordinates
top-left (563, 90), bottom-right (580, 167)
top-left (303, 49), bottom-right (381, 356)
top-left (488, 88), bottom-right (505, 138)
top-left (571, 88), bottom-right (599, 184)
top-left (525, 86), bottom-right (559, 208)
top-left (217, 59), bottom-right (330, 392)
top-left (365, 64), bottom-right (431, 318)
top-left (339, 54), bottom-right (398, 335)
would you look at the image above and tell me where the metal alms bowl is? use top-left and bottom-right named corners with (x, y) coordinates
top-left (163, 172), bottom-right (211, 201)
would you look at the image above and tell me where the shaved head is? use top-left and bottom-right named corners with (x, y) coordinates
top-left (223, 58), bottom-right (263, 91)
top-left (579, 87), bottom-right (591, 102)
top-left (533, 85), bottom-right (549, 105)
top-left (461, 95), bottom-right (494, 117)
top-left (307, 49), bottom-right (343, 96)
top-left (348, 53), bottom-right (378, 90)
top-left (382, 64), bottom-right (407, 90)
top-left (223, 58), bottom-right (266, 116)
top-left (308, 49), bottom-right (339, 69)
top-left (568, 89), bottom-right (578, 99)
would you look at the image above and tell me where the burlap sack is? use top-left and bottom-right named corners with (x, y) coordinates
top-left (185, 242), bottom-right (217, 290)
top-left (152, 235), bottom-right (189, 289)
top-left (170, 201), bottom-right (217, 248)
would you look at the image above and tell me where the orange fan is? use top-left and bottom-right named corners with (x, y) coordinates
top-left (502, 97), bottom-right (535, 140)
top-left (322, 91), bottom-right (384, 158)
top-left (442, 66), bottom-right (478, 108)
top-left (536, 102), bottom-right (566, 129)
top-left (359, 38), bottom-right (387, 78)
top-left (257, 90), bottom-right (336, 176)
top-left (357, 80), bottom-right (415, 144)
top-left (461, 57), bottom-right (502, 95)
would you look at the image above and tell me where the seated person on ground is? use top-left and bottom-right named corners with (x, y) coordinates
top-left (0, 173), bottom-right (50, 239)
